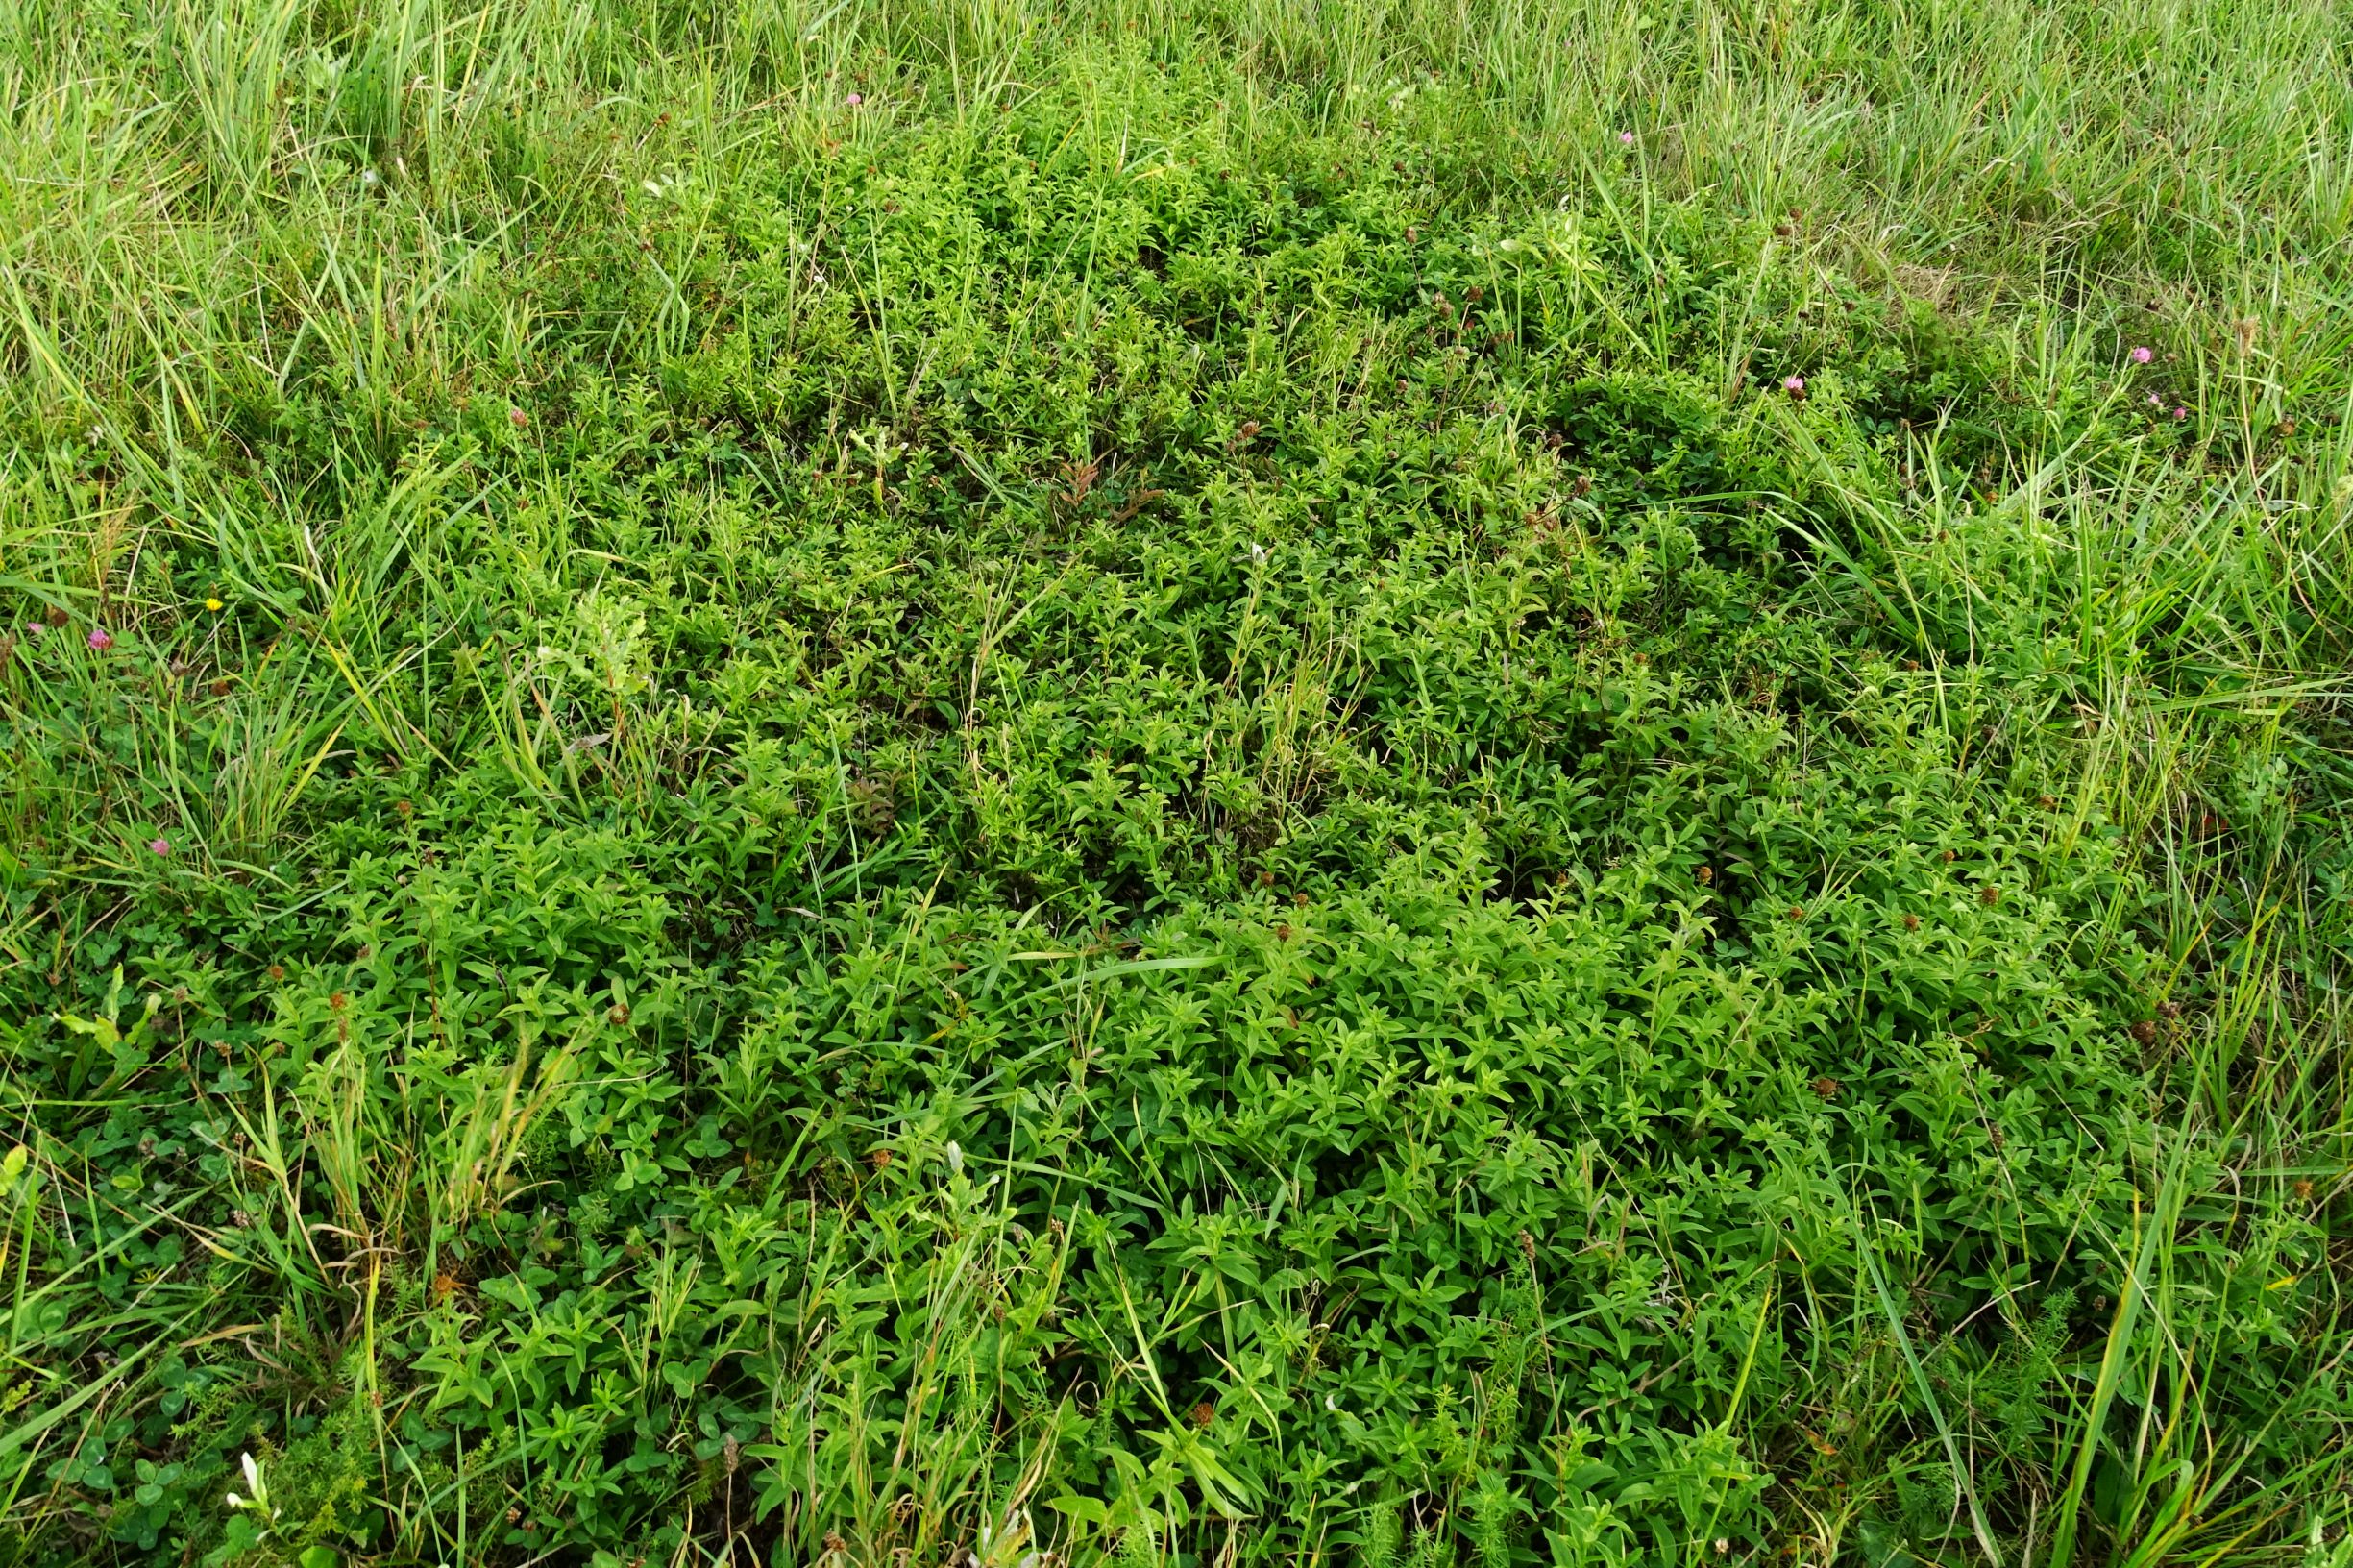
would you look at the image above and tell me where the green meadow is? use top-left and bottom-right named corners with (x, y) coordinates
top-left (1, 0), bottom-right (2350, 1562)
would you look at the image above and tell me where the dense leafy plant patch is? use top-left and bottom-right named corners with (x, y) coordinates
top-left (1, 1), bottom-right (2348, 1564)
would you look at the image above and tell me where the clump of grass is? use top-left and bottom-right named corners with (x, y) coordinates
top-left (0, 0), bottom-right (2348, 1563)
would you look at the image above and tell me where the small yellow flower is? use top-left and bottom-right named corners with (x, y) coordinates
top-left (204, 596), bottom-right (224, 611)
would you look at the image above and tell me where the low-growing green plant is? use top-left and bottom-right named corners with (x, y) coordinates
top-left (0, 0), bottom-right (2347, 1562)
